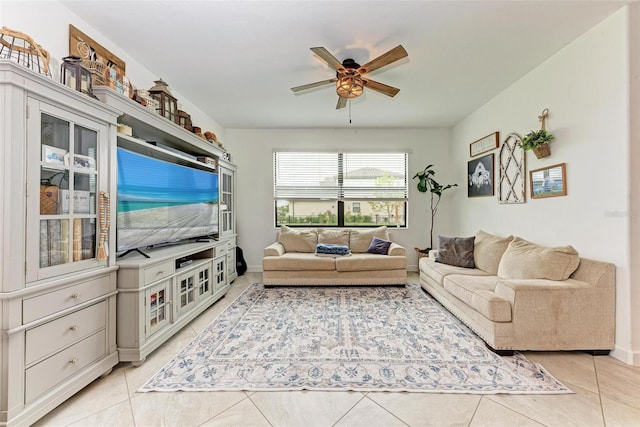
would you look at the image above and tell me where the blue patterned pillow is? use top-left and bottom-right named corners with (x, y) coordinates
top-left (367, 237), bottom-right (392, 255)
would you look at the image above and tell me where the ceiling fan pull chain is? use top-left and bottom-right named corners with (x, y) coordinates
top-left (349, 98), bottom-right (352, 124)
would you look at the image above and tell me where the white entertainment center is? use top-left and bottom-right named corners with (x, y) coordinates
top-left (0, 61), bottom-right (237, 426)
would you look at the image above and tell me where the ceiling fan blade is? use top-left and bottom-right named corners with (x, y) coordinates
top-left (291, 78), bottom-right (337, 93)
top-left (310, 47), bottom-right (345, 71)
top-left (358, 45), bottom-right (408, 74)
top-left (363, 79), bottom-right (400, 97)
top-left (336, 96), bottom-right (347, 109)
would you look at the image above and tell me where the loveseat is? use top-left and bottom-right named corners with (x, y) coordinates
top-left (263, 226), bottom-right (407, 286)
top-left (419, 231), bottom-right (615, 353)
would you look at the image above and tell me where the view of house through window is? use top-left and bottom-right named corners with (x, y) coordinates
top-left (274, 151), bottom-right (408, 227)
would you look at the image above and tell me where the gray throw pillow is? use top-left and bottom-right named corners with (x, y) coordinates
top-left (435, 235), bottom-right (476, 268)
top-left (367, 237), bottom-right (392, 255)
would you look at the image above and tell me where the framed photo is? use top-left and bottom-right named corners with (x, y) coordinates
top-left (468, 153), bottom-right (494, 197)
top-left (469, 132), bottom-right (499, 157)
top-left (73, 154), bottom-right (96, 170)
top-left (530, 163), bottom-right (567, 199)
top-left (42, 145), bottom-right (68, 165)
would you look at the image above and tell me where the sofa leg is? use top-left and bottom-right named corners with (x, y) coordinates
top-left (486, 343), bottom-right (514, 356)
top-left (587, 350), bottom-right (611, 356)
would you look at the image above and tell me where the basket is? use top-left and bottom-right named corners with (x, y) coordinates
top-left (40, 185), bottom-right (59, 214)
top-left (0, 26), bottom-right (51, 77)
top-left (84, 60), bottom-right (107, 86)
top-left (414, 247), bottom-right (430, 258)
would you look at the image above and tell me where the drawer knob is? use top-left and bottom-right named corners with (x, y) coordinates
top-left (69, 358), bottom-right (78, 365)
top-left (69, 325), bottom-right (78, 331)
top-left (167, 300), bottom-right (172, 305)
top-left (71, 293), bottom-right (81, 300)
top-left (157, 270), bottom-right (165, 275)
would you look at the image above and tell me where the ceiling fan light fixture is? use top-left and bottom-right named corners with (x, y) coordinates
top-left (336, 73), bottom-right (364, 98)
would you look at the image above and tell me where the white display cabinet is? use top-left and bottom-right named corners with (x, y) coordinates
top-left (0, 61), bottom-right (119, 427)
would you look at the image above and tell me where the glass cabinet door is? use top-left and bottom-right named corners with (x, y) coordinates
top-left (27, 99), bottom-right (109, 282)
top-left (220, 167), bottom-right (234, 236)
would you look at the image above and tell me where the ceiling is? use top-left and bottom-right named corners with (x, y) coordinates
top-left (61, 0), bottom-right (628, 129)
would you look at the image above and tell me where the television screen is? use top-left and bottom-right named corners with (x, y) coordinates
top-left (116, 147), bottom-right (219, 252)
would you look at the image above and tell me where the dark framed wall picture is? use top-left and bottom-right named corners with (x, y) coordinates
top-left (530, 163), bottom-right (567, 199)
top-left (467, 153), bottom-right (494, 197)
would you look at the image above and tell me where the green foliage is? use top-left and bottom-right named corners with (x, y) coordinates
top-left (518, 129), bottom-right (555, 150)
top-left (412, 165), bottom-right (457, 250)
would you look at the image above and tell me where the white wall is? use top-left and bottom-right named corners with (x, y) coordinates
top-left (224, 128), bottom-right (453, 272)
top-left (1, 0), bottom-right (224, 138)
top-left (451, 8), bottom-right (636, 364)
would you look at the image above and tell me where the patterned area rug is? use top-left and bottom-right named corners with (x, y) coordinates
top-left (139, 283), bottom-right (571, 394)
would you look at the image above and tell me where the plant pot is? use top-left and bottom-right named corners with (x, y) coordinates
top-left (532, 144), bottom-right (551, 159)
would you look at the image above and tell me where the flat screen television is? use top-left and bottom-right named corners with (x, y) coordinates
top-left (116, 147), bottom-right (219, 254)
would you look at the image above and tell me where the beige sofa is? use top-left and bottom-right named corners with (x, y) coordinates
top-left (419, 231), bottom-right (615, 353)
top-left (263, 226), bottom-right (407, 285)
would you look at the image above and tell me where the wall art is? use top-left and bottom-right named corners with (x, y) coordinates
top-left (498, 133), bottom-right (526, 204)
top-left (469, 132), bottom-right (499, 157)
top-left (530, 163), bottom-right (567, 199)
top-left (467, 153), bottom-right (494, 197)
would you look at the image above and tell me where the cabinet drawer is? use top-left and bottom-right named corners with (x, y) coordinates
top-left (25, 301), bottom-right (107, 365)
top-left (25, 329), bottom-right (106, 403)
top-left (23, 275), bottom-right (112, 323)
top-left (143, 260), bottom-right (174, 285)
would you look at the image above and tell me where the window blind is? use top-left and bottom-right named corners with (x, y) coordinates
top-left (273, 151), bottom-right (408, 201)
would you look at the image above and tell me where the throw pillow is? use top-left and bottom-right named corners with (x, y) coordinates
top-left (497, 237), bottom-right (580, 280)
top-left (367, 237), bottom-right (392, 255)
top-left (473, 230), bottom-right (514, 275)
top-left (435, 235), bottom-right (476, 268)
top-left (317, 229), bottom-right (350, 246)
top-left (277, 225), bottom-right (317, 253)
top-left (349, 226), bottom-right (390, 253)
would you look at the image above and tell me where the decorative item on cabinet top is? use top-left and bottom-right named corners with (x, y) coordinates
top-left (149, 79), bottom-right (179, 124)
top-left (0, 26), bottom-right (51, 76)
top-left (61, 55), bottom-right (94, 97)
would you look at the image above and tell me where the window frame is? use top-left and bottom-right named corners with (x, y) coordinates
top-left (273, 151), bottom-right (408, 228)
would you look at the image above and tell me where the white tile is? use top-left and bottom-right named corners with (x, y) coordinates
top-left (130, 391), bottom-right (246, 426)
top-left (595, 356), bottom-right (640, 410)
top-left (368, 392), bottom-right (480, 427)
top-left (486, 383), bottom-right (604, 427)
top-left (201, 397), bottom-right (271, 426)
top-left (522, 351), bottom-right (598, 393)
top-left (67, 400), bottom-right (135, 427)
top-left (469, 398), bottom-right (544, 427)
top-left (601, 395), bottom-right (640, 427)
top-left (250, 390), bottom-right (363, 427)
top-left (334, 396), bottom-right (407, 427)
top-left (33, 364), bottom-right (130, 426)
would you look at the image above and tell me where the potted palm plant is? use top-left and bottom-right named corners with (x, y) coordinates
top-left (413, 164), bottom-right (457, 256)
top-left (519, 129), bottom-right (555, 159)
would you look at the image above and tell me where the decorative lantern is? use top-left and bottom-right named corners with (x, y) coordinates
top-left (149, 79), bottom-right (178, 123)
top-left (61, 55), bottom-right (92, 96)
top-left (176, 110), bottom-right (192, 131)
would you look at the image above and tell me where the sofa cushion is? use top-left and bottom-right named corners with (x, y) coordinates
top-left (349, 226), bottom-right (390, 253)
top-left (367, 237), bottom-right (392, 255)
top-left (497, 237), bottom-right (580, 281)
top-left (443, 274), bottom-right (512, 322)
top-left (278, 226), bottom-right (317, 253)
top-left (336, 253), bottom-right (407, 272)
top-left (317, 229), bottom-right (350, 246)
top-left (435, 235), bottom-right (475, 268)
top-left (263, 253), bottom-right (336, 271)
top-left (419, 258), bottom-right (490, 285)
top-left (474, 230), bottom-right (513, 275)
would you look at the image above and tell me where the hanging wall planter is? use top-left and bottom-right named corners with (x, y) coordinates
top-left (518, 109), bottom-right (555, 159)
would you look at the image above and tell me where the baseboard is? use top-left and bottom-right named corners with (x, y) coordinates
top-left (247, 266), bottom-right (263, 273)
top-left (610, 345), bottom-right (640, 366)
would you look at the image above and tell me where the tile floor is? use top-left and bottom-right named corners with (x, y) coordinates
top-left (34, 272), bottom-right (640, 427)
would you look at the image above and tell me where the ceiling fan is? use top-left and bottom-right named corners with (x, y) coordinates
top-left (291, 45), bottom-right (408, 109)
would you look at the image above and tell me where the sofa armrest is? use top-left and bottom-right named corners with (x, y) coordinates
top-left (388, 243), bottom-right (405, 256)
top-left (494, 278), bottom-right (615, 349)
top-left (264, 242), bottom-right (285, 257)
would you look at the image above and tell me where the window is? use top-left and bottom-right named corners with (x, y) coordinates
top-left (274, 151), bottom-right (408, 227)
